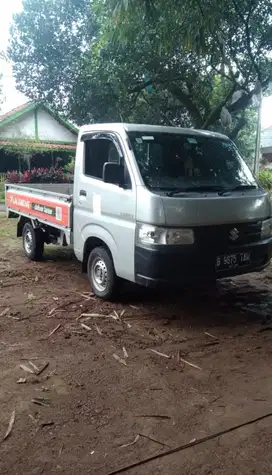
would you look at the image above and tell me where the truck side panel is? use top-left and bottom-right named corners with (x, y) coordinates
top-left (6, 188), bottom-right (72, 228)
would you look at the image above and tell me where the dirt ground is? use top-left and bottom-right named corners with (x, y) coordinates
top-left (0, 213), bottom-right (271, 475)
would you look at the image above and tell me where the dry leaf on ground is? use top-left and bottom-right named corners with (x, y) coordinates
top-left (95, 324), bottom-right (103, 336)
top-left (113, 354), bottom-right (127, 366)
top-left (3, 410), bottom-right (16, 441)
top-left (29, 361), bottom-right (39, 372)
top-left (20, 364), bottom-right (35, 374)
top-left (81, 323), bottom-right (92, 331)
top-left (0, 308), bottom-right (10, 317)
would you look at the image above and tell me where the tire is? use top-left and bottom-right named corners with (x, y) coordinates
top-left (87, 246), bottom-right (118, 300)
top-left (22, 222), bottom-right (44, 261)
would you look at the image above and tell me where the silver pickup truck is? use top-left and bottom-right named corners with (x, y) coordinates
top-left (6, 123), bottom-right (272, 300)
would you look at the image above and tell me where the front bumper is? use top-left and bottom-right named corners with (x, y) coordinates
top-left (135, 238), bottom-right (272, 288)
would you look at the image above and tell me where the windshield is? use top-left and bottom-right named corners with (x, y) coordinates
top-left (128, 132), bottom-right (257, 192)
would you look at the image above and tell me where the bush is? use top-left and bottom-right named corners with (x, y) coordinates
top-left (6, 167), bottom-right (73, 184)
top-left (258, 170), bottom-right (272, 194)
top-left (64, 156), bottom-right (75, 173)
top-left (0, 183), bottom-right (4, 203)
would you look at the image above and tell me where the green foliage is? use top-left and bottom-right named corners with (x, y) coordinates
top-left (0, 73), bottom-right (4, 112)
top-left (235, 109), bottom-right (257, 168)
top-left (0, 183), bottom-right (4, 203)
top-left (258, 170), bottom-right (272, 194)
top-left (8, 0), bottom-right (272, 138)
top-left (64, 156), bottom-right (75, 173)
top-left (9, 0), bottom-right (96, 116)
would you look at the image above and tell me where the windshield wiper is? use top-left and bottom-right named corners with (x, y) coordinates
top-left (167, 184), bottom-right (258, 197)
top-left (230, 184), bottom-right (257, 191)
top-left (218, 184), bottom-right (258, 195)
top-left (166, 185), bottom-right (226, 197)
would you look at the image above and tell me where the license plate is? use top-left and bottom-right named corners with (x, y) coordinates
top-left (215, 252), bottom-right (251, 271)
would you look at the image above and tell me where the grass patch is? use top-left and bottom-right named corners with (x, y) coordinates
top-left (0, 216), bottom-right (16, 239)
top-left (0, 183), bottom-right (5, 203)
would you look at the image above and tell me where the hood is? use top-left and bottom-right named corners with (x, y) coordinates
top-left (161, 190), bottom-right (271, 227)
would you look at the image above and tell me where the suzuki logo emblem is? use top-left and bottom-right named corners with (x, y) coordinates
top-left (229, 228), bottom-right (239, 241)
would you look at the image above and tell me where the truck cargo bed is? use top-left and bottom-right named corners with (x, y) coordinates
top-left (6, 183), bottom-right (73, 229)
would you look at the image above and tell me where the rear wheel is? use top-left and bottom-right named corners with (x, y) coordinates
top-left (87, 246), bottom-right (118, 300)
top-left (22, 222), bottom-right (44, 261)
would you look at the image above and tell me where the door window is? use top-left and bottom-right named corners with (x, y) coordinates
top-left (83, 135), bottom-right (131, 188)
top-left (84, 138), bottom-right (118, 179)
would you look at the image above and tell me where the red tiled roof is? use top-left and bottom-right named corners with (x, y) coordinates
top-left (0, 140), bottom-right (76, 150)
top-left (0, 102), bottom-right (32, 123)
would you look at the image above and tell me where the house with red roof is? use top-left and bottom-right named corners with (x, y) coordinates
top-left (0, 101), bottom-right (78, 173)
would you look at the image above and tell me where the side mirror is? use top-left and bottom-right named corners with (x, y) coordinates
top-left (103, 162), bottom-right (124, 186)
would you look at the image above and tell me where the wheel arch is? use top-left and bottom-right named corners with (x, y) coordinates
top-left (82, 237), bottom-right (115, 273)
top-left (80, 225), bottom-right (118, 274)
top-left (17, 216), bottom-right (31, 237)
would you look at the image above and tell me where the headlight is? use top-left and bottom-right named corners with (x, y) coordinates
top-left (261, 218), bottom-right (272, 238)
top-left (136, 223), bottom-right (194, 245)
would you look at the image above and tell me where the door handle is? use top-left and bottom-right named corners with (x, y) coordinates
top-left (79, 190), bottom-right (87, 197)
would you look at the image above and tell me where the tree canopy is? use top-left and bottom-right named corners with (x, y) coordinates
top-left (8, 0), bottom-right (272, 155)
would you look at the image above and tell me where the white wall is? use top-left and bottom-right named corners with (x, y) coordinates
top-left (261, 126), bottom-right (272, 150)
top-left (0, 111), bottom-right (35, 139)
top-left (37, 108), bottom-right (77, 142)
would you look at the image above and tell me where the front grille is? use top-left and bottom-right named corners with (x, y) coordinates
top-left (194, 221), bottom-right (262, 250)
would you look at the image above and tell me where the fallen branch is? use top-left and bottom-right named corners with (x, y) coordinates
top-left (78, 313), bottom-right (107, 320)
top-left (150, 349), bottom-right (171, 359)
top-left (179, 358), bottom-right (203, 371)
top-left (48, 324), bottom-right (61, 337)
top-left (139, 433), bottom-right (169, 447)
top-left (136, 415), bottom-right (171, 420)
top-left (32, 398), bottom-right (51, 407)
top-left (48, 308), bottom-right (57, 316)
top-left (120, 434), bottom-right (140, 448)
top-left (107, 412), bottom-right (272, 475)
top-left (37, 362), bottom-right (49, 376)
top-left (205, 332), bottom-right (217, 339)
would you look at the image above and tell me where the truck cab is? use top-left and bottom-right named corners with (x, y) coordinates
top-left (73, 123), bottom-right (272, 298)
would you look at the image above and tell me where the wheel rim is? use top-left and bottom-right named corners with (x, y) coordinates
top-left (24, 230), bottom-right (33, 254)
top-left (91, 257), bottom-right (108, 292)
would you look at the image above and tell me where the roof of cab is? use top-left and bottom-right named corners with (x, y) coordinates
top-left (79, 123), bottom-right (229, 140)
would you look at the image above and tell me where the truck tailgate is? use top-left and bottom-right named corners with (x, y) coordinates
top-left (6, 185), bottom-right (72, 229)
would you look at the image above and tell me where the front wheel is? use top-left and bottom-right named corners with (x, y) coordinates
top-left (22, 222), bottom-right (44, 261)
top-left (87, 247), bottom-right (118, 300)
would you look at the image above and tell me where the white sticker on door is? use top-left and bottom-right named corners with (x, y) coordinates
top-left (93, 193), bottom-right (101, 216)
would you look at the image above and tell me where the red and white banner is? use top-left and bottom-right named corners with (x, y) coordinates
top-left (6, 189), bottom-right (71, 228)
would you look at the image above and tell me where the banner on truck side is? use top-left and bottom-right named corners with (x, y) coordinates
top-left (6, 190), bottom-right (70, 228)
